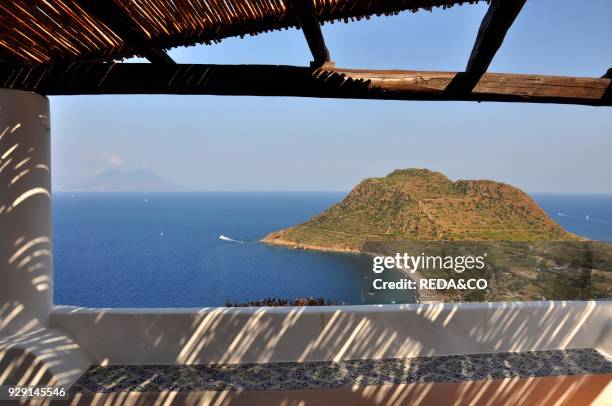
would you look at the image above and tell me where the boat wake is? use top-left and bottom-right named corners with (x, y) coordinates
top-left (219, 235), bottom-right (244, 243)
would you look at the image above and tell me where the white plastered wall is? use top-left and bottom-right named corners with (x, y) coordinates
top-left (51, 301), bottom-right (612, 365)
top-left (0, 89), bottom-right (52, 335)
top-left (0, 89), bottom-right (91, 387)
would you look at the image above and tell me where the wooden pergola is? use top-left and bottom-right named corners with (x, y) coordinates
top-left (0, 0), bottom-right (610, 105)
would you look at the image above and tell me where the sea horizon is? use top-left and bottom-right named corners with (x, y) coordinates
top-left (54, 190), bottom-right (612, 194)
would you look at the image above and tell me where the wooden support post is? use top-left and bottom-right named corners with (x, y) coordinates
top-left (289, 0), bottom-right (331, 67)
top-left (448, 0), bottom-right (526, 94)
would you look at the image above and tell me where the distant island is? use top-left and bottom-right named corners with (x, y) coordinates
top-left (61, 169), bottom-right (185, 192)
top-left (263, 168), bottom-right (580, 252)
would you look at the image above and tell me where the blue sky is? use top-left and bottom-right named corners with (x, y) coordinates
top-left (50, 0), bottom-right (612, 192)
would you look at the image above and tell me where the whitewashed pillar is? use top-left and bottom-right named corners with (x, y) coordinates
top-left (0, 89), bottom-right (52, 334)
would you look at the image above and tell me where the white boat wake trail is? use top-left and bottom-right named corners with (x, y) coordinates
top-left (219, 235), bottom-right (245, 243)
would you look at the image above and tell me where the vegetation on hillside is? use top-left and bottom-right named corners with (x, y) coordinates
top-left (225, 297), bottom-right (334, 307)
top-left (364, 240), bottom-right (612, 302)
top-left (264, 169), bottom-right (580, 251)
top-left (262, 169), bottom-right (610, 303)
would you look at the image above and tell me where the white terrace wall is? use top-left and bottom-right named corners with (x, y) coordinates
top-left (0, 89), bottom-right (52, 335)
top-left (51, 301), bottom-right (611, 365)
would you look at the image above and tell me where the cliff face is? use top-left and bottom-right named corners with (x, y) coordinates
top-left (262, 169), bottom-right (580, 251)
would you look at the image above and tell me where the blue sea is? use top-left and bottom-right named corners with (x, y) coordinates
top-left (52, 193), bottom-right (612, 307)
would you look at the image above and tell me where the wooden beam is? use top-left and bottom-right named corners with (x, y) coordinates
top-left (77, 0), bottom-right (175, 64)
top-left (289, 0), bottom-right (330, 67)
top-left (448, 0), bottom-right (526, 94)
top-left (1, 63), bottom-right (610, 106)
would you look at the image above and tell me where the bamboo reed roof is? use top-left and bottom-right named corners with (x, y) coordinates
top-left (0, 0), bottom-right (609, 106)
top-left (0, 0), bottom-right (484, 64)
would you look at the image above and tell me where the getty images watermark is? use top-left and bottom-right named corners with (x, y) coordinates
top-left (371, 252), bottom-right (488, 291)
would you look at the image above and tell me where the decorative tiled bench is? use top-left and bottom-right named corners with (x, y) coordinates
top-left (71, 348), bottom-right (611, 394)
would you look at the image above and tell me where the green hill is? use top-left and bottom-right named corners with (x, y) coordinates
top-left (263, 169), bottom-right (580, 251)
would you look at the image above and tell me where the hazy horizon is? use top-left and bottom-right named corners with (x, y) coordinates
top-left (54, 167), bottom-right (612, 194)
top-left (50, 0), bottom-right (612, 194)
